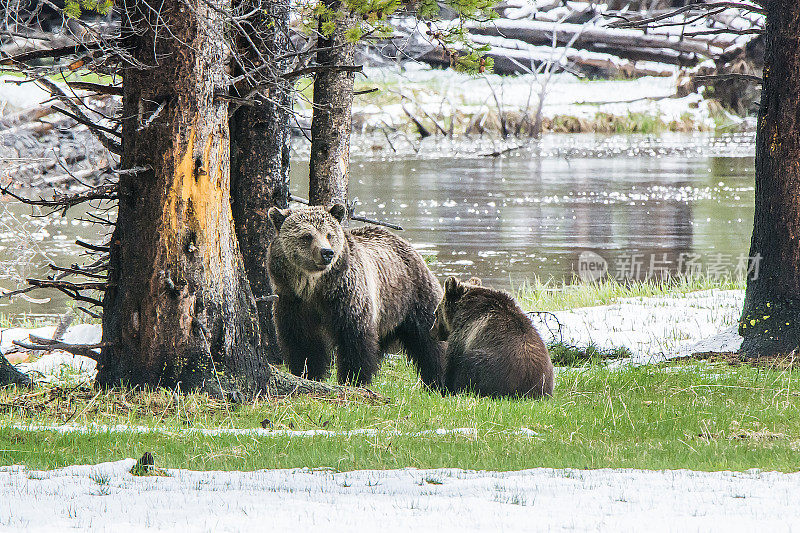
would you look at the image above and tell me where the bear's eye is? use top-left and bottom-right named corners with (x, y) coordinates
top-left (300, 233), bottom-right (314, 242)
top-left (327, 232), bottom-right (334, 241)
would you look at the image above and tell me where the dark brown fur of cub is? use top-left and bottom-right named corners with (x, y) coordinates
top-left (432, 277), bottom-right (555, 398)
top-left (267, 204), bottom-right (445, 387)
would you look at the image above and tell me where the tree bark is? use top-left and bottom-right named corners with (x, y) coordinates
top-left (230, 0), bottom-right (291, 364)
top-left (308, 2), bottom-right (356, 207)
top-left (738, 1), bottom-right (800, 358)
top-left (98, 0), bottom-right (266, 397)
top-left (0, 355), bottom-right (29, 387)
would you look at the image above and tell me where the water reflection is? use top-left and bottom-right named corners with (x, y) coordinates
top-left (294, 135), bottom-right (754, 288)
top-left (0, 134), bottom-right (755, 318)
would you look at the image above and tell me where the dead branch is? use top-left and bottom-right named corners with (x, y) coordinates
top-left (480, 144), bottom-right (526, 157)
top-left (49, 264), bottom-right (107, 280)
top-left (51, 106), bottom-right (121, 137)
top-left (33, 77), bottom-right (122, 154)
top-left (607, 2), bottom-right (764, 29)
top-left (401, 103), bottom-right (431, 138)
top-left (467, 19), bottom-right (722, 58)
top-left (280, 63), bottom-right (363, 80)
top-left (25, 278), bottom-right (104, 307)
top-left (26, 279), bottom-right (107, 291)
top-left (0, 182), bottom-right (117, 213)
top-left (693, 73), bottom-right (762, 84)
top-left (0, 42), bottom-right (100, 65)
top-left (14, 336), bottom-right (102, 361)
top-left (138, 100), bottom-right (166, 131)
top-left (0, 286), bottom-right (42, 301)
top-left (0, 104), bottom-right (56, 126)
top-left (76, 239), bottom-right (110, 253)
top-left (289, 194), bottom-right (404, 231)
top-left (65, 81), bottom-right (123, 96)
top-left (77, 307), bottom-right (101, 319)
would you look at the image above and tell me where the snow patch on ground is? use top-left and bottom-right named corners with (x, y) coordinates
top-left (4, 423), bottom-right (540, 439)
top-left (0, 76), bottom-right (52, 113)
top-left (2, 290), bottom-right (745, 384)
top-left (0, 460), bottom-right (797, 532)
top-left (537, 289), bottom-right (745, 364)
top-left (4, 324), bottom-right (100, 382)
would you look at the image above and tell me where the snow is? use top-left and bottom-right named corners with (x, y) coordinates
top-left (351, 64), bottom-right (714, 130)
top-left (4, 324), bottom-right (100, 382)
top-left (0, 459), bottom-right (797, 531)
top-left (0, 76), bottom-right (52, 113)
top-left (0, 292), bottom-right (776, 532)
top-left (3, 423), bottom-right (540, 439)
top-left (1, 290), bottom-right (744, 384)
top-left (536, 289), bottom-right (745, 364)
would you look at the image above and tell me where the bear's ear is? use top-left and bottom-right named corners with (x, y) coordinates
top-left (329, 203), bottom-right (347, 223)
top-left (444, 276), bottom-right (465, 300)
top-left (466, 277), bottom-right (482, 287)
top-left (268, 207), bottom-right (290, 231)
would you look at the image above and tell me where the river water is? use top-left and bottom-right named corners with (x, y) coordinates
top-left (0, 133), bottom-right (755, 319)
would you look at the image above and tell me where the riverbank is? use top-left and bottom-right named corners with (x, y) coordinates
top-left (0, 66), bottom-right (755, 192)
top-left (296, 64), bottom-right (754, 138)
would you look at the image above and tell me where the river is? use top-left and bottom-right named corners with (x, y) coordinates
top-left (0, 132), bottom-right (755, 319)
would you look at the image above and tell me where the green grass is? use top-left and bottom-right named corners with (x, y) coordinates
top-left (1, 276), bottom-right (778, 473)
top-left (513, 275), bottom-right (745, 313)
top-left (0, 313), bottom-right (59, 329)
top-left (548, 341), bottom-right (632, 366)
top-left (2, 354), bottom-right (799, 473)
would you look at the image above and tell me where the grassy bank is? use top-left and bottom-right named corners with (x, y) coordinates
top-left (3, 354), bottom-right (798, 473)
top-left (514, 275), bottom-right (745, 312)
top-left (4, 277), bottom-right (787, 474)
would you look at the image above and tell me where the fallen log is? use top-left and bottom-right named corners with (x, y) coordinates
top-left (419, 34), bottom-right (676, 77)
top-left (466, 19), bottom-right (725, 58)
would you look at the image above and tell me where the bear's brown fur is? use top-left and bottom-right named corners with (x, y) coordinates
top-left (267, 204), bottom-right (445, 387)
top-left (431, 276), bottom-right (555, 398)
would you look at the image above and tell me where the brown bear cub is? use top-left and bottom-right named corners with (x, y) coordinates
top-left (267, 204), bottom-right (445, 387)
top-left (431, 277), bottom-right (555, 398)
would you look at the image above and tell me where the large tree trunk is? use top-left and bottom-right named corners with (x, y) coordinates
top-left (0, 355), bottom-right (29, 387)
top-left (738, 1), bottom-right (800, 358)
top-left (230, 0), bottom-right (292, 364)
top-left (98, 0), bottom-right (266, 397)
top-left (308, 2), bottom-right (356, 207)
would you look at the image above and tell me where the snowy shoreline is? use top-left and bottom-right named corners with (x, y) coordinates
top-left (1, 459), bottom-right (797, 532)
top-left (3, 288), bottom-right (745, 384)
top-left (306, 65), bottom-right (750, 136)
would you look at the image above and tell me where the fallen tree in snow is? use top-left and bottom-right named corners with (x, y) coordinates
top-left (365, 0), bottom-right (763, 83)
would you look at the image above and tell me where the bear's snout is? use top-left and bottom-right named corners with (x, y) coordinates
top-left (320, 248), bottom-right (335, 264)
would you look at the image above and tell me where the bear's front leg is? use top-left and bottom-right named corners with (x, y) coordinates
top-left (274, 297), bottom-right (331, 380)
top-left (330, 305), bottom-right (381, 386)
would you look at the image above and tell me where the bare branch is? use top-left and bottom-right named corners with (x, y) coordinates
top-left (607, 2), bottom-right (764, 29)
top-left (693, 73), bottom-right (763, 84)
top-left (289, 195), bottom-right (404, 231)
top-left (0, 182), bottom-right (117, 213)
top-left (76, 240), bottom-right (110, 252)
top-left (14, 336), bottom-right (102, 361)
top-left (27, 278), bottom-right (107, 291)
top-left (33, 77), bottom-right (122, 154)
top-left (0, 42), bottom-right (99, 65)
top-left (65, 81), bottom-right (123, 96)
top-left (280, 64), bottom-right (363, 81)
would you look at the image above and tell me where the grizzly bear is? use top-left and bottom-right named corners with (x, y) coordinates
top-left (431, 277), bottom-right (555, 398)
top-left (267, 204), bottom-right (445, 387)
